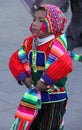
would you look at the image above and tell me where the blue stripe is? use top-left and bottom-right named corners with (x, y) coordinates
top-left (41, 92), bottom-right (67, 102)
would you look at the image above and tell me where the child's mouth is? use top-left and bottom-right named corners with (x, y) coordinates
top-left (32, 29), bottom-right (38, 33)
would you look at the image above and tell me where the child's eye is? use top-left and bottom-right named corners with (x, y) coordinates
top-left (39, 19), bottom-right (44, 22)
top-left (33, 18), bottom-right (44, 22)
top-left (33, 18), bottom-right (36, 21)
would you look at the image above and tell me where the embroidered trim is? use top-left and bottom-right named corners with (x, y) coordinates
top-left (32, 38), bottom-right (38, 72)
top-left (18, 47), bottom-right (31, 76)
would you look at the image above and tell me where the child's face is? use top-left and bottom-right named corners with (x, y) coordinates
top-left (31, 10), bottom-right (51, 38)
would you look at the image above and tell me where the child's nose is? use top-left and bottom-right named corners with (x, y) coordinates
top-left (33, 21), bottom-right (37, 26)
top-left (33, 19), bottom-right (38, 26)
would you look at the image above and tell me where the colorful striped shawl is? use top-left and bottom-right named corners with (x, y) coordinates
top-left (10, 87), bottom-right (41, 130)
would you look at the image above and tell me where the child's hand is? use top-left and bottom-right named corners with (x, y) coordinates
top-left (22, 78), bottom-right (34, 89)
top-left (36, 80), bottom-right (47, 91)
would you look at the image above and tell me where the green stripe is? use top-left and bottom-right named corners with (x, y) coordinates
top-left (22, 98), bottom-right (38, 105)
top-left (24, 92), bottom-right (38, 101)
top-left (59, 35), bottom-right (67, 49)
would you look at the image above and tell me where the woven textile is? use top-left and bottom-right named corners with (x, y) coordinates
top-left (45, 34), bottom-right (67, 69)
top-left (41, 4), bottom-right (67, 35)
top-left (18, 47), bottom-right (31, 76)
top-left (10, 87), bottom-right (41, 130)
top-left (29, 100), bottom-right (67, 130)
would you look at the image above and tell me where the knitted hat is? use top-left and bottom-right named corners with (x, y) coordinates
top-left (41, 4), bottom-right (67, 35)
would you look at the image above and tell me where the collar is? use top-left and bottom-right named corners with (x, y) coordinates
top-left (37, 34), bottom-right (55, 46)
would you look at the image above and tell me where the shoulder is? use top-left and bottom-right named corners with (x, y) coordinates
top-left (23, 35), bottom-right (34, 45)
top-left (55, 33), bottom-right (67, 50)
top-left (50, 34), bottom-right (68, 57)
top-left (23, 35), bottom-right (34, 50)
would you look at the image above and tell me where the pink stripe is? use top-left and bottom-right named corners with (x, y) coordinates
top-left (26, 110), bottom-right (38, 130)
top-left (18, 105), bottom-right (35, 114)
top-left (52, 44), bottom-right (64, 55)
top-left (54, 40), bottom-right (66, 53)
top-left (26, 121), bottom-right (31, 130)
top-left (37, 91), bottom-right (41, 99)
top-left (16, 110), bottom-right (34, 118)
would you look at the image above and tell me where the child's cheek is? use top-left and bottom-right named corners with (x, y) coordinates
top-left (29, 24), bottom-right (32, 32)
top-left (41, 22), bottom-right (47, 32)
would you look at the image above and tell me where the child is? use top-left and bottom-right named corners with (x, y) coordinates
top-left (9, 4), bottom-right (73, 130)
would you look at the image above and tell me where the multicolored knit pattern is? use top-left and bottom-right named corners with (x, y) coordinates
top-left (41, 4), bottom-right (67, 34)
top-left (18, 47), bottom-right (31, 76)
top-left (45, 34), bottom-right (67, 69)
top-left (10, 87), bottom-right (41, 130)
top-left (41, 16), bottom-right (51, 33)
top-left (42, 34), bottom-right (72, 85)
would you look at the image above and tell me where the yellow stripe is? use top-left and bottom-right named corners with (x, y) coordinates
top-left (31, 65), bottom-right (45, 71)
top-left (20, 101), bottom-right (36, 109)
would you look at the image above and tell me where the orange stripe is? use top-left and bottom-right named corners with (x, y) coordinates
top-left (15, 112), bottom-right (33, 121)
top-left (18, 120), bottom-right (24, 130)
top-left (51, 47), bottom-right (63, 57)
top-left (20, 101), bottom-right (36, 109)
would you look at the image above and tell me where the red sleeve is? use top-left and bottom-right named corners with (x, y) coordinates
top-left (9, 36), bottom-right (33, 84)
top-left (41, 54), bottom-right (73, 85)
top-left (9, 50), bottom-right (30, 84)
top-left (9, 50), bottom-right (25, 78)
